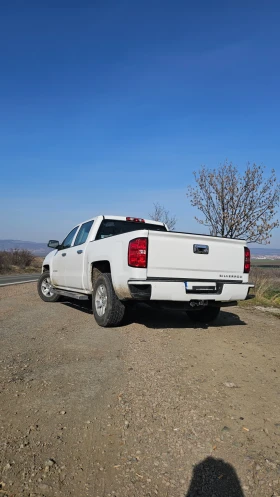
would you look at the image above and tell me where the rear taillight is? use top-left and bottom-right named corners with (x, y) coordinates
top-left (128, 237), bottom-right (148, 268)
top-left (244, 247), bottom-right (250, 273)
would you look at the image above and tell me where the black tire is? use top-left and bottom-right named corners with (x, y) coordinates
top-left (92, 273), bottom-right (126, 327)
top-left (37, 271), bottom-right (60, 303)
top-left (186, 305), bottom-right (220, 324)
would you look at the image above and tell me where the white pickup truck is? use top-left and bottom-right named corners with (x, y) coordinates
top-left (38, 215), bottom-right (254, 327)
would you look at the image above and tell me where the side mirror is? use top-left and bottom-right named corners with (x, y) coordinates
top-left (48, 240), bottom-right (60, 249)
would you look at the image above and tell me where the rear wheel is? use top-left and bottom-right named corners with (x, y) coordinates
top-left (37, 271), bottom-right (60, 302)
top-left (186, 305), bottom-right (220, 323)
top-left (92, 273), bottom-right (126, 327)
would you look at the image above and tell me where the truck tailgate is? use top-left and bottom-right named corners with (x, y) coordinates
top-left (147, 231), bottom-right (245, 281)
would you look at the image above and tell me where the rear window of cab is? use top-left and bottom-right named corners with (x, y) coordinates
top-left (96, 220), bottom-right (166, 240)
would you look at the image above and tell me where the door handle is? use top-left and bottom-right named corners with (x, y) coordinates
top-left (77, 250), bottom-right (83, 254)
top-left (62, 253), bottom-right (66, 257)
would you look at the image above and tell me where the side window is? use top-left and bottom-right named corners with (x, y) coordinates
top-left (61, 226), bottom-right (79, 249)
top-left (74, 220), bottom-right (94, 246)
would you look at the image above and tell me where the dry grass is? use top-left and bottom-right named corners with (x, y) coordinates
top-left (245, 266), bottom-right (280, 308)
top-left (0, 250), bottom-right (43, 275)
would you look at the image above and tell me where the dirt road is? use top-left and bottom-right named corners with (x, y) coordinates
top-left (1, 284), bottom-right (280, 497)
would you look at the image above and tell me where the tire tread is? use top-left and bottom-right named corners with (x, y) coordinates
top-left (92, 273), bottom-right (125, 327)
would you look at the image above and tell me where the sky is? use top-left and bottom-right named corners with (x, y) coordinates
top-left (0, 2), bottom-right (280, 246)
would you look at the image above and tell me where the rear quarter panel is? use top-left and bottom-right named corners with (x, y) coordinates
top-left (84, 230), bottom-right (149, 297)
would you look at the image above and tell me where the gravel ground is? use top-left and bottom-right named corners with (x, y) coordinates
top-left (0, 283), bottom-right (280, 497)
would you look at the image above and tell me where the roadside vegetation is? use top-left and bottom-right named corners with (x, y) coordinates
top-left (0, 249), bottom-right (42, 274)
top-left (244, 263), bottom-right (280, 308)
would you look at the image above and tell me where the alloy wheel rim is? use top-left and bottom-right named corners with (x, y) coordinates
top-left (41, 277), bottom-right (54, 297)
top-left (95, 284), bottom-right (108, 316)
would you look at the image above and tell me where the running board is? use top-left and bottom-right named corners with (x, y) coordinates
top-left (53, 288), bottom-right (89, 300)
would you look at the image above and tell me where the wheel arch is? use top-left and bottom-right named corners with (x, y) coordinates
top-left (91, 261), bottom-right (111, 288)
top-left (90, 260), bottom-right (130, 300)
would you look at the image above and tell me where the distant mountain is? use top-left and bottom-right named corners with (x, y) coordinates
top-left (0, 240), bottom-right (51, 256)
top-left (250, 247), bottom-right (280, 257)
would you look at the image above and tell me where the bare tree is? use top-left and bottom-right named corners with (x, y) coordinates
top-left (149, 202), bottom-right (177, 230)
top-left (186, 162), bottom-right (279, 243)
top-left (0, 249), bottom-right (35, 273)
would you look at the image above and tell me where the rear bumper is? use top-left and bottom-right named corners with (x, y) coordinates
top-left (128, 280), bottom-right (254, 302)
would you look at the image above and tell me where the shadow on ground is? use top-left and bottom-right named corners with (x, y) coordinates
top-left (61, 298), bottom-right (93, 315)
top-left (125, 304), bottom-right (247, 329)
top-left (60, 299), bottom-right (247, 329)
top-left (185, 457), bottom-right (245, 497)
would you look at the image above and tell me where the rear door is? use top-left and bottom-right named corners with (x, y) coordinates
top-left (63, 220), bottom-right (94, 289)
top-left (147, 231), bottom-right (245, 281)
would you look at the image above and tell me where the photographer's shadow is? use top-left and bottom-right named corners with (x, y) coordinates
top-left (186, 457), bottom-right (245, 497)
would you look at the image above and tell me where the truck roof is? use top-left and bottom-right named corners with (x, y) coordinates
top-left (77, 215), bottom-right (165, 227)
